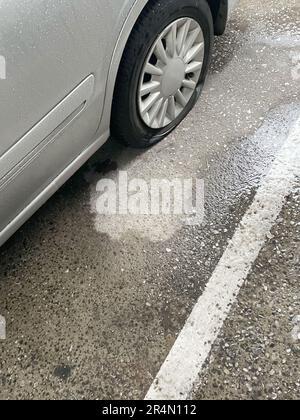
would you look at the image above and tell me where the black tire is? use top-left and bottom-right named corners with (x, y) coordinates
top-left (111, 0), bottom-right (214, 148)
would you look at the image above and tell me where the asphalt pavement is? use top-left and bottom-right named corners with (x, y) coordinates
top-left (0, 0), bottom-right (299, 400)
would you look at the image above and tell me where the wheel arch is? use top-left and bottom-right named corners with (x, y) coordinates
top-left (100, 0), bottom-right (149, 133)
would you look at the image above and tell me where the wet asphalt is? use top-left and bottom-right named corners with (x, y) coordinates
top-left (0, 0), bottom-right (299, 400)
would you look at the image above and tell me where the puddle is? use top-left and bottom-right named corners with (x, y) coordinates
top-left (255, 33), bottom-right (300, 48)
top-left (205, 103), bottom-right (300, 222)
top-left (88, 103), bottom-right (300, 241)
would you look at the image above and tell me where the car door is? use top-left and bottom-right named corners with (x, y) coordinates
top-left (0, 0), bottom-right (131, 233)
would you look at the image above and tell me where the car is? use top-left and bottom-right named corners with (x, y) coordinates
top-left (0, 0), bottom-right (237, 247)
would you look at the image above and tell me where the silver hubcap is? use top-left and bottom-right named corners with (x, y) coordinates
top-left (138, 18), bottom-right (204, 129)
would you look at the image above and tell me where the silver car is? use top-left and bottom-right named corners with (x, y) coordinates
top-left (0, 0), bottom-right (235, 247)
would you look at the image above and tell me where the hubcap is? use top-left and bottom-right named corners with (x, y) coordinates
top-left (138, 17), bottom-right (204, 129)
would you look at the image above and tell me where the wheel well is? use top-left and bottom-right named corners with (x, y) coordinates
top-left (140, 0), bottom-right (228, 35)
top-left (207, 0), bottom-right (228, 35)
top-left (207, 0), bottom-right (222, 21)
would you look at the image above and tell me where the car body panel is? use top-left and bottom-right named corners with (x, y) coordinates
top-left (0, 75), bottom-right (95, 181)
top-left (0, 0), bottom-right (236, 247)
top-left (0, 0), bottom-right (139, 244)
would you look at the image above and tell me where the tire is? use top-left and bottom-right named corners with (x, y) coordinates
top-left (111, 0), bottom-right (214, 148)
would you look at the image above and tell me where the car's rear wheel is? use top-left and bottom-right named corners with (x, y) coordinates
top-left (111, 0), bottom-right (214, 148)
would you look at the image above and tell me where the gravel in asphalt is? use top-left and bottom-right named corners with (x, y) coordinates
top-left (0, 0), bottom-right (299, 400)
top-left (195, 187), bottom-right (300, 400)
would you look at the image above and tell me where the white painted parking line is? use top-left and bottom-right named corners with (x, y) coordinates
top-left (146, 115), bottom-right (300, 400)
